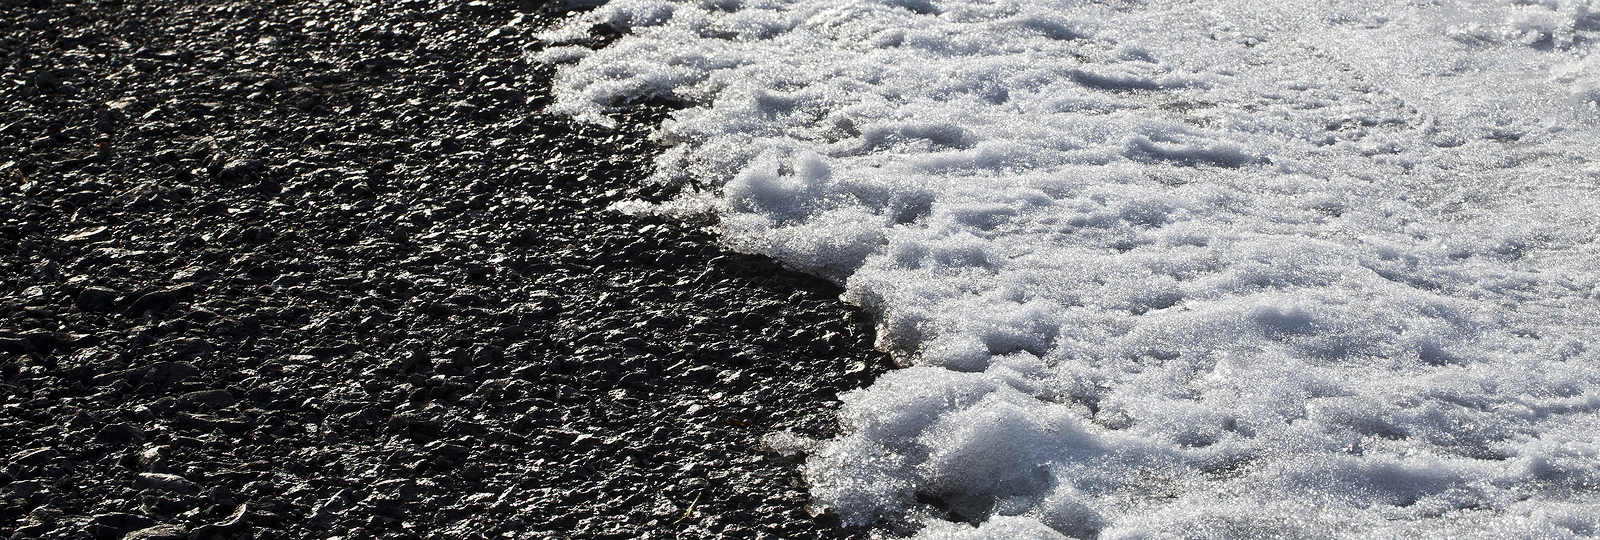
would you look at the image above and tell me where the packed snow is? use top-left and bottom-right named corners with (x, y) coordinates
top-left (544, 0), bottom-right (1600, 537)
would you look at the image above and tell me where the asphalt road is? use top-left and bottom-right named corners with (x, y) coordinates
top-left (0, 1), bottom-right (894, 538)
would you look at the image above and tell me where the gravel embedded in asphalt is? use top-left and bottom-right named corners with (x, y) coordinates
top-left (0, 1), bottom-right (896, 538)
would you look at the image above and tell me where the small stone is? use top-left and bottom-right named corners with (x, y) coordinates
top-left (87, 512), bottom-right (156, 540)
top-left (136, 473), bottom-right (199, 496)
top-left (138, 447), bottom-right (169, 472)
top-left (682, 366), bottom-right (716, 384)
top-left (60, 225), bottom-right (110, 244)
top-left (93, 423), bottom-right (146, 445)
top-left (121, 525), bottom-right (186, 540)
top-left (509, 364), bottom-right (543, 381)
top-left (17, 330), bottom-right (67, 355)
top-left (176, 389), bottom-right (236, 410)
top-left (0, 336), bottom-right (33, 353)
top-left (217, 159), bottom-right (259, 180)
top-left (76, 287), bottom-right (117, 311)
top-left (127, 290), bottom-right (178, 314)
top-left (194, 200), bottom-right (229, 216)
top-left (0, 479), bottom-right (46, 501)
top-left (173, 412), bottom-right (252, 436)
top-left (140, 362), bottom-right (199, 387)
top-left (308, 342), bottom-right (353, 357)
top-left (202, 484), bottom-right (238, 505)
top-left (185, 308), bottom-right (219, 324)
top-left (188, 503), bottom-right (249, 539)
top-left (11, 447), bottom-right (61, 466)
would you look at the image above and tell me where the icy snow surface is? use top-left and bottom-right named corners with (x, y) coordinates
top-left (546, 0), bottom-right (1600, 537)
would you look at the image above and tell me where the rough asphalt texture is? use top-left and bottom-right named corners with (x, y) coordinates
top-left (0, 1), bottom-right (897, 538)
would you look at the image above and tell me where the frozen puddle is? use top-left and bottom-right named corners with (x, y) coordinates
top-left (545, 0), bottom-right (1600, 537)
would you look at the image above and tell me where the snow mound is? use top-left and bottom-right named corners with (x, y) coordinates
top-left (548, 0), bottom-right (1600, 537)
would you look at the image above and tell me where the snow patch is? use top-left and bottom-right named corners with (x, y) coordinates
top-left (551, 0), bottom-right (1600, 537)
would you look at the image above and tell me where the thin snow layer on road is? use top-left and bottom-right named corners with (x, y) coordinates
top-left (546, 0), bottom-right (1600, 537)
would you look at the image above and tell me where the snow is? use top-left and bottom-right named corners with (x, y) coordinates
top-left (546, 0), bottom-right (1600, 537)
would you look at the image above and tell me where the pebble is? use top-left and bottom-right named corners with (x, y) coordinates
top-left (136, 473), bottom-right (200, 496)
top-left (87, 512), bottom-right (157, 540)
top-left (93, 423), bottom-right (146, 445)
top-left (121, 525), bottom-right (187, 540)
top-left (75, 287), bottom-right (118, 311)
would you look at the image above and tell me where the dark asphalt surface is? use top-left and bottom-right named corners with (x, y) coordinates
top-left (0, 1), bottom-right (894, 538)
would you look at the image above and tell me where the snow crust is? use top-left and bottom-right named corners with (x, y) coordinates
top-left (546, 0), bottom-right (1600, 537)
